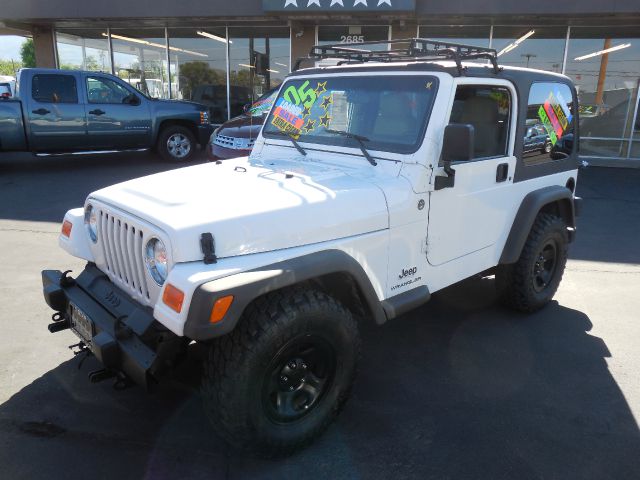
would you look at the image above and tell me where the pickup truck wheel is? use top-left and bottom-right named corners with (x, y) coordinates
top-left (158, 126), bottom-right (196, 162)
top-left (543, 141), bottom-right (552, 154)
top-left (201, 287), bottom-right (360, 457)
top-left (497, 213), bottom-right (568, 312)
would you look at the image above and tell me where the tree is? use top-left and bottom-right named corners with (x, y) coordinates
top-left (0, 59), bottom-right (22, 76)
top-left (20, 38), bottom-right (36, 68)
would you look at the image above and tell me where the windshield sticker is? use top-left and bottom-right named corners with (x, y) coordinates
top-left (537, 106), bottom-right (558, 145)
top-left (320, 94), bottom-right (334, 110)
top-left (554, 89), bottom-right (573, 124)
top-left (319, 113), bottom-right (332, 128)
top-left (302, 119), bottom-right (316, 134)
top-left (314, 81), bottom-right (327, 95)
top-left (283, 80), bottom-right (318, 108)
top-left (272, 98), bottom-right (305, 135)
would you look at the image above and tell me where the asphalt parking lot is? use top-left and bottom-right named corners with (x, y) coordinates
top-left (1, 151), bottom-right (639, 479)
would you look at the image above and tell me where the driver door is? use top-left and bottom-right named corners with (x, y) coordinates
top-left (84, 74), bottom-right (151, 149)
top-left (427, 80), bottom-right (517, 270)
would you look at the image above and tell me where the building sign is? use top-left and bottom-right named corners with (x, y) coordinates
top-left (263, 0), bottom-right (415, 12)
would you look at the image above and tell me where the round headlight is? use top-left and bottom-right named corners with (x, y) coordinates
top-left (144, 237), bottom-right (168, 285)
top-left (84, 204), bottom-right (98, 243)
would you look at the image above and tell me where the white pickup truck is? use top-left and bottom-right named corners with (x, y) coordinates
top-left (42, 39), bottom-right (581, 456)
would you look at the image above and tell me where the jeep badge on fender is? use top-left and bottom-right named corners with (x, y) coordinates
top-left (42, 38), bottom-right (581, 457)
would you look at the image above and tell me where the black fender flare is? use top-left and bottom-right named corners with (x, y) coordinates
top-left (184, 249), bottom-right (388, 341)
top-left (500, 185), bottom-right (575, 265)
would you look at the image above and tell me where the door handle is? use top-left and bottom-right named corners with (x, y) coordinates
top-left (89, 109), bottom-right (106, 116)
top-left (496, 163), bottom-right (509, 182)
top-left (32, 108), bottom-right (50, 115)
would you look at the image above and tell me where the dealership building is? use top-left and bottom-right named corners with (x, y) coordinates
top-left (1, 0), bottom-right (639, 164)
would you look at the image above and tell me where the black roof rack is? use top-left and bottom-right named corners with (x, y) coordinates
top-left (294, 38), bottom-right (500, 76)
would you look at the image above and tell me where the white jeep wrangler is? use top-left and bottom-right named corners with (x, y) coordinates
top-left (42, 39), bottom-right (581, 456)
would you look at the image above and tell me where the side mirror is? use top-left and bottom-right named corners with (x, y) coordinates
top-left (243, 103), bottom-right (251, 113)
top-left (435, 123), bottom-right (475, 190)
top-left (125, 94), bottom-right (140, 106)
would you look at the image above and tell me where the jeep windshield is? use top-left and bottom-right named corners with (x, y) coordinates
top-left (262, 75), bottom-right (438, 155)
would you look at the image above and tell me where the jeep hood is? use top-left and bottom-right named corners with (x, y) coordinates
top-left (90, 159), bottom-right (389, 263)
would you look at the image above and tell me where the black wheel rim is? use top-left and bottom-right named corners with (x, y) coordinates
top-left (262, 334), bottom-right (336, 424)
top-left (532, 240), bottom-right (558, 293)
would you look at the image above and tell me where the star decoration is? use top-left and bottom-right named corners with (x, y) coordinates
top-left (319, 113), bottom-right (332, 128)
top-left (284, 0), bottom-right (298, 7)
top-left (302, 105), bottom-right (311, 117)
top-left (377, 0), bottom-right (392, 5)
top-left (330, 0), bottom-right (344, 5)
top-left (314, 81), bottom-right (327, 95)
top-left (353, 0), bottom-right (368, 6)
top-left (302, 119), bottom-right (316, 133)
top-left (307, 0), bottom-right (320, 5)
top-left (321, 94), bottom-right (333, 110)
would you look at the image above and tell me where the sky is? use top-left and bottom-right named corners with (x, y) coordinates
top-left (0, 35), bottom-right (28, 61)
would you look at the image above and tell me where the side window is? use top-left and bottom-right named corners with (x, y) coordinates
top-left (523, 82), bottom-right (575, 165)
top-left (449, 85), bottom-right (511, 159)
top-left (86, 76), bottom-right (131, 104)
top-left (32, 74), bottom-right (78, 104)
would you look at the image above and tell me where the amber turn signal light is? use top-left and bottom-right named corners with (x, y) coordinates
top-left (61, 220), bottom-right (73, 238)
top-left (209, 295), bottom-right (234, 324)
top-left (162, 283), bottom-right (185, 313)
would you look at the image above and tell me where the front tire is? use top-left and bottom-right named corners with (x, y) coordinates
top-left (497, 213), bottom-right (568, 312)
top-left (201, 287), bottom-right (360, 456)
top-left (157, 125), bottom-right (196, 162)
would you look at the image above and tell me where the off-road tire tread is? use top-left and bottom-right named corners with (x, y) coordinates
top-left (498, 213), bottom-right (568, 313)
top-left (201, 286), bottom-right (360, 457)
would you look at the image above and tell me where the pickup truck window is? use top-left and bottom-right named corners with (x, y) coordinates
top-left (32, 74), bottom-right (78, 104)
top-left (263, 75), bottom-right (438, 154)
top-left (87, 76), bottom-right (132, 104)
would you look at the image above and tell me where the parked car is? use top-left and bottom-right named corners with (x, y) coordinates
top-left (0, 83), bottom-right (12, 99)
top-left (523, 124), bottom-right (552, 154)
top-left (0, 68), bottom-right (214, 162)
top-left (208, 88), bottom-right (278, 160)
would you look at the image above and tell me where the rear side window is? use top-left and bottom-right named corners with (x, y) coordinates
top-left (449, 85), bottom-right (511, 159)
top-left (32, 74), bottom-right (78, 104)
top-left (523, 82), bottom-right (575, 165)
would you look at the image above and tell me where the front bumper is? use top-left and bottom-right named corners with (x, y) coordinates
top-left (207, 142), bottom-right (251, 161)
top-left (42, 264), bottom-right (184, 388)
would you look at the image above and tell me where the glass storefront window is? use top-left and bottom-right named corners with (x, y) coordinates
top-left (56, 29), bottom-right (111, 72)
top-left (418, 25), bottom-right (490, 48)
top-left (168, 27), bottom-right (228, 124)
top-left (492, 26), bottom-right (567, 73)
top-left (111, 29), bottom-right (169, 99)
top-left (228, 27), bottom-right (290, 119)
top-left (317, 25), bottom-right (390, 50)
top-left (565, 26), bottom-right (640, 159)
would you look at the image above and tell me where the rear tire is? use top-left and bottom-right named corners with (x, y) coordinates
top-left (201, 287), bottom-right (360, 457)
top-left (157, 125), bottom-right (196, 162)
top-left (497, 213), bottom-right (568, 312)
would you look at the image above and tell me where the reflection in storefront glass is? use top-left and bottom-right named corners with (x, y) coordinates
top-left (418, 25), bottom-right (490, 48)
top-left (168, 28), bottom-right (228, 124)
top-left (492, 26), bottom-right (566, 73)
top-left (228, 27), bottom-right (290, 120)
top-left (56, 29), bottom-right (111, 72)
top-left (111, 29), bottom-right (168, 99)
top-left (566, 27), bottom-right (640, 158)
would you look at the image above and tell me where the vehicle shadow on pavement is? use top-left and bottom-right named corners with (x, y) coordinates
top-left (0, 152), bottom-right (207, 224)
top-left (0, 276), bottom-right (638, 479)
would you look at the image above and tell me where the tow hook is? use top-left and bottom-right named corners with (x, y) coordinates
top-left (48, 311), bottom-right (70, 333)
top-left (60, 270), bottom-right (75, 287)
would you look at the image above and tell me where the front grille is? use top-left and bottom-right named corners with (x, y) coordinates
top-left (213, 134), bottom-right (254, 150)
top-left (97, 209), bottom-right (151, 301)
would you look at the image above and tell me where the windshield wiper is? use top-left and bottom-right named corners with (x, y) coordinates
top-left (270, 130), bottom-right (307, 156)
top-left (325, 129), bottom-right (377, 166)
